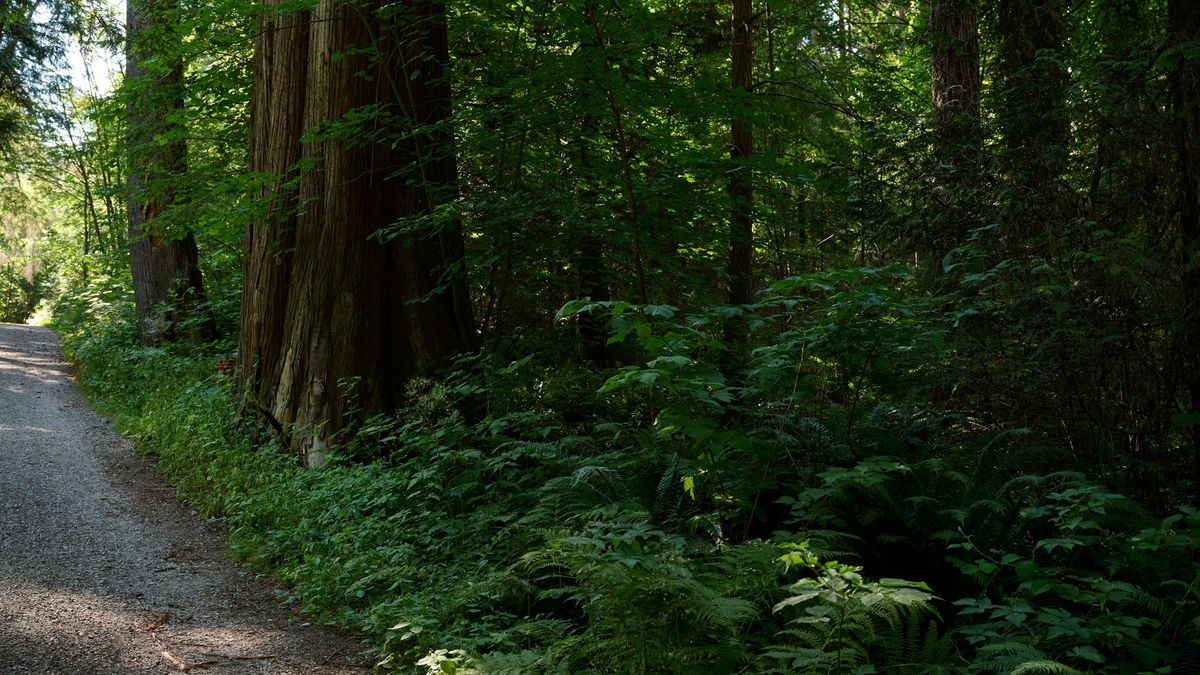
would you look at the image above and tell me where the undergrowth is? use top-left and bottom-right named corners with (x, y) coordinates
top-left (54, 266), bottom-right (1200, 673)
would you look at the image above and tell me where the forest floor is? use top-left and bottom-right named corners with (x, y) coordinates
top-left (0, 323), bottom-right (371, 674)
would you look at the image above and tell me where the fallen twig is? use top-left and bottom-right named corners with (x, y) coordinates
top-left (140, 612), bottom-right (171, 632)
top-left (161, 650), bottom-right (215, 671)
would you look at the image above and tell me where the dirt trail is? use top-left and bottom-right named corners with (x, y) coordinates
top-left (0, 323), bottom-right (371, 674)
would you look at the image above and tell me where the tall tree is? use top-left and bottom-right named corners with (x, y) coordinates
top-left (728, 0), bottom-right (754, 305)
top-left (239, 0), bottom-right (476, 466)
top-left (125, 0), bottom-right (210, 345)
top-left (0, 0), bottom-right (68, 143)
top-left (995, 0), bottom-right (1071, 245)
top-left (930, 0), bottom-right (980, 163)
top-left (572, 114), bottom-right (612, 364)
top-left (929, 0), bottom-right (980, 265)
top-left (1169, 0), bottom-right (1200, 489)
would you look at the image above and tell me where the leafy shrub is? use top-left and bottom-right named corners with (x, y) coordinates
top-left (764, 541), bottom-right (948, 674)
top-left (0, 264), bottom-right (46, 322)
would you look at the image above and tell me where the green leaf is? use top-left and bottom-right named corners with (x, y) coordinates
top-left (642, 304), bottom-right (678, 319)
top-left (1015, 560), bottom-right (1042, 580)
top-left (1069, 646), bottom-right (1105, 664)
top-left (682, 475), bottom-right (695, 499)
top-left (1037, 537), bottom-right (1084, 553)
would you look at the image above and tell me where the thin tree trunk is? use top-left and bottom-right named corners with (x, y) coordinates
top-left (729, 0), bottom-right (754, 305)
top-left (581, 6), bottom-right (648, 305)
top-left (83, 58), bottom-right (122, 252)
top-left (574, 115), bottom-right (611, 364)
top-left (996, 0), bottom-right (1070, 246)
top-left (1169, 0), bottom-right (1200, 495)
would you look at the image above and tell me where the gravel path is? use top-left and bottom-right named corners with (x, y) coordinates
top-left (0, 323), bottom-right (372, 674)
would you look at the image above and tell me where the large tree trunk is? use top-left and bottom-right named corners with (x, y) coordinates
top-left (930, 0), bottom-right (980, 161)
top-left (126, 0), bottom-right (210, 346)
top-left (929, 0), bottom-right (980, 265)
top-left (728, 0), bottom-right (754, 305)
top-left (239, 0), bottom-right (308, 430)
top-left (239, 0), bottom-right (476, 467)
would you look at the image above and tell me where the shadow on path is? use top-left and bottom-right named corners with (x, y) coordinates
top-left (0, 323), bottom-right (371, 673)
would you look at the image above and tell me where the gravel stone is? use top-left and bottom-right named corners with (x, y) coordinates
top-left (0, 323), bottom-right (373, 674)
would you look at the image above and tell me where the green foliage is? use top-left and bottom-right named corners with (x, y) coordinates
top-left (0, 263), bottom-right (44, 322)
top-left (61, 299), bottom-right (972, 673)
top-left (949, 487), bottom-right (1200, 672)
top-left (778, 446), bottom-right (1200, 672)
top-left (765, 542), bottom-right (944, 674)
top-left (29, 0), bottom-right (1200, 672)
top-left (558, 265), bottom-right (946, 537)
top-left (59, 260), bottom-right (1200, 673)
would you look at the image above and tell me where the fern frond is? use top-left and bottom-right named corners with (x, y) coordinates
top-left (471, 649), bottom-right (548, 674)
top-left (651, 455), bottom-right (686, 524)
top-left (1009, 660), bottom-right (1083, 675)
top-left (570, 464), bottom-right (626, 502)
top-left (971, 642), bottom-right (1068, 674)
top-left (693, 595), bottom-right (759, 629)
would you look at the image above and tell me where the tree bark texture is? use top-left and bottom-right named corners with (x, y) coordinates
top-left (728, 0), bottom-right (754, 306)
top-left (239, 0), bottom-right (476, 466)
top-left (929, 0), bottom-right (980, 263)
top-left (240, 0), bottom-right (308, 430)
top-left (126, 0), bottom-right (209, 346)
top-left (931, 0), bottom-right (979, 159)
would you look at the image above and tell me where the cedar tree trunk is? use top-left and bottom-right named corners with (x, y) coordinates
top-left (239, 0), bottom-right (476, 466)
top-left (126, 0), bottom-right (210, 346)
top-left (929, 0), bottom-right (980, 263)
